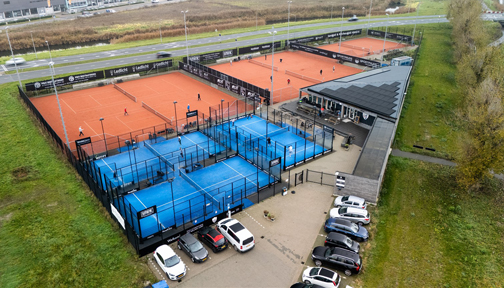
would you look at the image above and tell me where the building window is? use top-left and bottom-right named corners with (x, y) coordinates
top-left (3, 1), bottom-right (10, 4)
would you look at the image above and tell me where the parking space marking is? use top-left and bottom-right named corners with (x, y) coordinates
top-left (1, 65), bottom-right (7, 71)
top-left (244, 211), bottom-right (265, 229)
top-left (149, 256), bottom-right (167, 281)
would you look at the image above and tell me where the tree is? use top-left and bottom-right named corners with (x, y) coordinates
top-left (456, 78), bottom-right (504, 189)
top-left (456, 46), bottom-right (504, 92)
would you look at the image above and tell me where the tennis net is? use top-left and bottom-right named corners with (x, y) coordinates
top-left (144, 141), bottom-right (174, 170)
top-left (113, 83), bottom-right (137, 102)
top-left (180, 170), bottom-right (221, 209)
top-left (285, 70), bottom-right (322, 84)
top-left (341, 43), bottom-right (370, 52)
top-left (142, 101), bottom-right (173, 125)
top-left (249, 59), bottom-right (279, 71)
top-left (239, 125), bottom-right (289, 143)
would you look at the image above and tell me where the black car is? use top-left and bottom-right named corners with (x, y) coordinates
top-left (156, 51), bottom-right (172, 58)
top-left (325, 232), bottom-right (360, 253)
top-left (311, 246), bottom-right (362, 276)
top-left (197, 226), bottom-right (228, 252)
top-left (324, 218), bottom-right (369, 242)
top-left (177, 233), bottom-right (209, 263)
top-left (290, 282), bottom-right (326, 288)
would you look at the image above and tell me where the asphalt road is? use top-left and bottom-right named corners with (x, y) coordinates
top-left (0, 15), bottom-right (449, 84)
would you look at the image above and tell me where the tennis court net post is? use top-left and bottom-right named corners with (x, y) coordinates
top-left (180, 170), bottom-right (221, 210)
top-left (285, 70), bottom-right (322, 84)
top-left (113, 83), bottom-right (137, 102)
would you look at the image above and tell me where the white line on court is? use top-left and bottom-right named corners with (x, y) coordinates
top-left (182, 134), bottom-right (209, 154)
top-left (133, 191), bottom-right (165, 228)
top-left (222, 161), bottom-right (257, 187)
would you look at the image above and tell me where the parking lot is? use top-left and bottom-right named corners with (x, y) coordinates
top-left (146, 132), bottom-right (363, 287)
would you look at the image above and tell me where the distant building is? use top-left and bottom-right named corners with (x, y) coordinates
top-left (0, 0), bottom-right (124, 20)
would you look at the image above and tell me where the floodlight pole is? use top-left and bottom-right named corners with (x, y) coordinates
top-left (367, 0), bottom-right (373, 35)
top-left (173, 101), bottom-right (178, 134)
top-left (30, 31), bottom-right (38, 59)
top-left (49, 61), bottom-right (70, 148)
top-left (339, 7), bottom-right (345, 53)
top-left (287, 1), bottom-right (292, 45)
top-left (268, 28), bottom-right (277, 137)
top-left (45, 40), bottom-right (54, 74)
top-left (383, 13), bottom-right (389, 60)
top-left (100, 117), bottom-right (108, 153)
top-left (5, 27), bottom-right (23, 92)
top-left (182, 10), bottom-right (189, 61)
top-left (159, 20), bottom-right (162, 43)
top-left (412, 3), bottom-right (420, 46)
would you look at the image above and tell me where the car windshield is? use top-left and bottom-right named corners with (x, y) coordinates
top-left (339, 207), bottom-right (347, 214)
top-left (188, 241), bottom-right (204, 252)
top-left (341, 196), bottom-right (349, 201)
top-left (345, 238), bottom-right (353, 246)
top-left (350, 223), bottom-right (359, 232)
top-left (309, 267), bottom-right (320, 276)
top-left (164, 255), bottom-right (180, 267)
top-left (324, 248), bottom-right (331, 258)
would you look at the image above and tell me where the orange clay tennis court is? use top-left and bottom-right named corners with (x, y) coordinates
top-left (212, 50), bottom-right (362, 103)
top-left (31, 72), bottom-right (248, 149)
top-left (323, 37), bottom-right (408, 57)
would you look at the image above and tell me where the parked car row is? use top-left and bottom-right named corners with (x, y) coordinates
top-left (292, 195), bottom-right (370, 288)
top-left (153, 218), bottom-right (255, 281)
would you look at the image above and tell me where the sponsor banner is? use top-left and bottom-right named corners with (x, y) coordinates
top-left (105, 60), bottom-right (173, 78)
top-left (25, 71), bottom-right (105, 91)
top-left (269, 157), bottom-right (281, 167)
top-left (185, 49), bottom-right (237, 63)
top-left (368, 29), bottom-right (412, 42)
top-left (239, 41), bottom-right (281, 54)
top-left (186, 110), bottom-right (198, 118)
top-left (137, 206), bottom-right (157, 219)
top-left (75, 137), bottom-right (91, 146)
top-left (290, 43), bottom-right (379, 68)
top-left (288, 29), bottom-right (362, 45)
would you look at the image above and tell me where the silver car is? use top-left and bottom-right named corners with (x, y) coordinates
top-left (6, 57), bottom-right (26, 66)
top-left (330, 207), bottom-right (370, 225)
top-left (334, 195), bottom-right (367, 210)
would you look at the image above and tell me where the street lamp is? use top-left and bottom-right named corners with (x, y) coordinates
top-left (382, 13), bottom-right (390, 60)
top-left (99, 117), bottom-right (108, 153)
top-left (339, 7), bottom-right (345, 53)
top-left (412, 3), bottom-right (420, 46)
top-left (367, 0), bottom-right (373, 36)
top-left (267, 27), bottom-right (277, 134)
top-left (181, 10), bottom-right (189, 61)
top-left (287, 1), bottom-right (292, 45)
top-left (159, 20), bottom-right (163, 43)
top-left (45, 40), bottom-right (53, 63)
top-left (173, 101), bottom-right (178, 134)
top-left (5, 27), bottom-right (23, 91)
top-left (30, 31), bottom-right (38, 59)
top-left (331, 4), bottom-right (333, 20)
top-left (49, 61), bottom-right (70, 148)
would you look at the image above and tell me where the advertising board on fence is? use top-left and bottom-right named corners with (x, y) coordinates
top-left (184, 49), bottom-right (237, 63)
top-left (104, 59), bottom-right (173, 78)
top-left (239, 41), bottom-right (281, 54)
top-left (288, 29), bottom-right (362, 45)
top-left (290, 43), bottom-right (380, 68)
top-left (25, 71), bottom-right (105, 91)
top-left (368, 29), bottom-right (412, 42)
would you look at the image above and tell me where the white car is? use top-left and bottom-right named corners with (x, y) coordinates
top-left (216, 218), bottom-right (255, 252)
top-left (153, 245), bottom-right (186, 281)
top-left (302, 266), bottom-right (341, 288)
top-left (6, 57), bottom-right (26, 66)
top-left (334, 195), bottom-right (367, 210)
top-left (330, 207), bottom-right (370, 225)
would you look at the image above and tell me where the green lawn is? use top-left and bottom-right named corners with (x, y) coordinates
top-left (0, 83), bottom-right (155, 287)
top-left (360, 158), bottom-right (504, 287)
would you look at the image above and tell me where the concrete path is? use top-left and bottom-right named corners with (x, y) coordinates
top-left (391, 149), bottom-right (456, 166)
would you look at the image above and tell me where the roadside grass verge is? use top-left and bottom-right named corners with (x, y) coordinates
top-left (359, 157), bottom-right (504, 287)
top-left (0, 83), bottom-right (155, 287)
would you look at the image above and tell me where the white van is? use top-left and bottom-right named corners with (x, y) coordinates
top-left (151, 0), bottom-right (160, 3)
top-left (216, 218), bottom-right (255, 252)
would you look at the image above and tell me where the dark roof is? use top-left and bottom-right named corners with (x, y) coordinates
top-left (304, 66), bottom-right (412, 120)
top-left (319, 268), bottom-right (335, 278)
top-left (353, 117), bottom-right (396, 179)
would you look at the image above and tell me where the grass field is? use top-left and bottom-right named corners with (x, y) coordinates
top-left (360, 157), bottom-right (504, 287)
top-left (0, 83), bottom-right (155, 287)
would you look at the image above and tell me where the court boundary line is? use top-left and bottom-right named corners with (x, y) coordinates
top-left (222, 161), bottom-right (258, 187)
top-left (132, 192), bottom-right (166, 229)
top-left (182, 134), bottom-right (210, 154)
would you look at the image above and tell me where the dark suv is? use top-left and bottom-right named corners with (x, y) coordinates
top-left (311, 246), bottom-right (363, 276)
top-left (325, 232), bottom-right (360, 253)
top-left (177, 233), bottom-right (209, 263)
top-left (324, 218), bottom-right (369, 242)
top-left (197, 226), bottom-right (228, 252)
top-left (156, 51), bottom-right (172, 58)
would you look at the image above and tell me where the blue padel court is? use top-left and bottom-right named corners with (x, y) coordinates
top-left (119, 157), bottom-right (273, 238)
top-left (210, 116), bottom-right (330, 169)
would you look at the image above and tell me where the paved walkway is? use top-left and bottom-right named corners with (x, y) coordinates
top-left (391, 149), bottom-right (456, 166)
